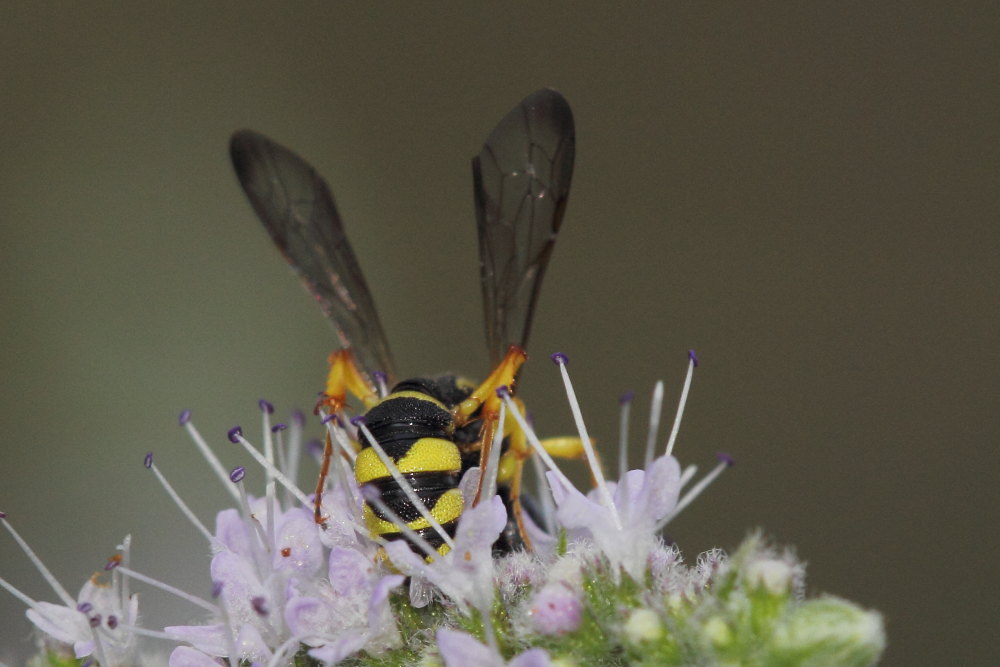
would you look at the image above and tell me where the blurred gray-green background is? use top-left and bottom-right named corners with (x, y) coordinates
top-left (1, 4), bottom-right (996, 664)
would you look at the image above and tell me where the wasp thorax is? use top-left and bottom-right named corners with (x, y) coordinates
top-left (363, 379), bottom-right (456, 446)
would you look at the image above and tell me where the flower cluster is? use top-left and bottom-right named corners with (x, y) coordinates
top-left (2, 352), bottom-right (885, 666)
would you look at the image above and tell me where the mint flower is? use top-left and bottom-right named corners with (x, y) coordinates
top-left (1, 352), bottom-right (885, 666)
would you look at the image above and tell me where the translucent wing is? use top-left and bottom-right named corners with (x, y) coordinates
top-left (230, 130), bottom-right (395, 379)
top-left (473, 89), bottom-right (575, 364)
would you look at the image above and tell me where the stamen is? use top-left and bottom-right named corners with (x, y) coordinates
top-left (644, 381), bottom-right (664, 468)
top-left (657, 453), bottom-right (732, 530)
top-left (143, 453), bottom-right (216, 545)
top-left (115, 566), bottom-right (217, 614)
top-left (324, 414), bottom-right (358, 463)
top-left (202, 581), bottom-right (240, 662)
top-left (227, 426), bottom-right (243, 443)
top-left (481, 391), bottom-right (508, 501)
top-left (89, 623), bottom-right (110, 667)
top-left (529, 452), bottom-right (556, 535)
top-left (680, 464), bottom-right (698, 488)
top-left (116, 623), bottom-right (178, 641)
top-left (551, 353), bottom-right (622, 529)
top-left (360, 486), bottom-right (439, 561)
top-left (230, 432), bottom-right (312, 508)
top-left (117, 535), bottom-right (131, 621)
top-left (353, 418), bottom-right (456, 551)
top-left (251, 595), bottom-right (269, 616)
top-left (272, 423), bottom-right (288, 480)
top-left (0, 575), bottom-right (37, 607)
top-left (0, 513), bottom-right (75, 606)
top-left (499, 393), bottom-right (574, 491)
top-left (267, 637), bottom-right (307, 667)
top-left (180, 413), bottom-right (240, 503)
top-left (618, 390), bottom-right (634, 477)
top-left (373, 370), bottom-right (389, 398)
top-left (664, 350), bottom-right (698, 458)
top-left (231, 466), bottom-right (269, 553)
top-left (259, 401), bottom-right (277, 553)
top-left (285, 412), bottom-right (305, 505)
top-left (323, 416), bottom-right (364, 519)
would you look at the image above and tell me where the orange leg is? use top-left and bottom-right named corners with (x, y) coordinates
top-left (314, 349), bottom-right (379, 525)
top-left (451, 345), bottom-right (527, 506)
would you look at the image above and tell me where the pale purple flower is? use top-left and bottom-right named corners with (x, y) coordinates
top-left (437, 628), bottom-right (551, 667)
top-left (527, 584), bottom-right (583, 636)
top-left (548, 453), bottom-right (682, 580)
top-left (26, 576), bottom-right (139, 664)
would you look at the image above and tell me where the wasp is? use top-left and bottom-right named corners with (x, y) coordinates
top-left (229, 89), bottom-right (578, 555)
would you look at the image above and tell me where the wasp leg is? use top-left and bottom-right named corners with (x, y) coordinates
top-left (314, 348), bottom-right (380, 525)
top-left (452, 346), bottom-right (527, 505)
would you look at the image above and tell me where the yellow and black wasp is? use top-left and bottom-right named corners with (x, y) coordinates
top-left (228, 89), bottom-right (577, 555)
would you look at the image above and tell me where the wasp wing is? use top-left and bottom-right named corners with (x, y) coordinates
top-left (473, 89), bottom-right (576, 364)
top-left (230, 130), bottom-right (395, 379)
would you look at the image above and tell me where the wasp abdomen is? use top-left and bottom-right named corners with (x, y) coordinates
top-left (356, 387), bottom-right (465, 553)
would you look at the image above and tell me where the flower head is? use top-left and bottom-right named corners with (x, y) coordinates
top-left (1, 354), bottom-right (885, 666)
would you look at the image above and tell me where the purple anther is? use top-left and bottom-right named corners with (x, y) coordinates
top-left (211, 581), bottom-right (223, 598)
top-left (258, 399), bottom-right (274, 414)
top-left (106, 615), bottom-right (118, 629)
top-left (178, 409), bottom-right (192, 425)
top-left (496, 385), bottom-right (511, 398)
top-left (688, 349), bottom-right (699, 367)
top-left (143, 452), bottom-right (153, 469)
top-left (229, 466), bottom-right (246, 483)
top-left (251, 596), bottom-right (269, 616)
top-left (350, 415), bottom-right (367, 427)
top-left (271, 423), bottom-right (287, 433)
top-left (0, 510), bottom-right (7, 519)
top-left (716, 452), bottom-right (734, 467)
top-left (291, 409), bottom-right (306, 426)
top-left (321, 414), bottom-right (336, 425)
top-left (307, 439), bottom-right (323, 456)
top-left (550, 352), bottom-right (569, 366)
top-left (77, 602), bottom-right (93, 613)
top-left (89, 614), bottom-right (101, 628)
top-left (105, 557), bottom-right (121, 571)
top-left (372, 370), bottom-right (387, 384)
top-left (227, 426), bottom-right (243, 443)
top-left (619, 390), bottom-right (635, 405)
